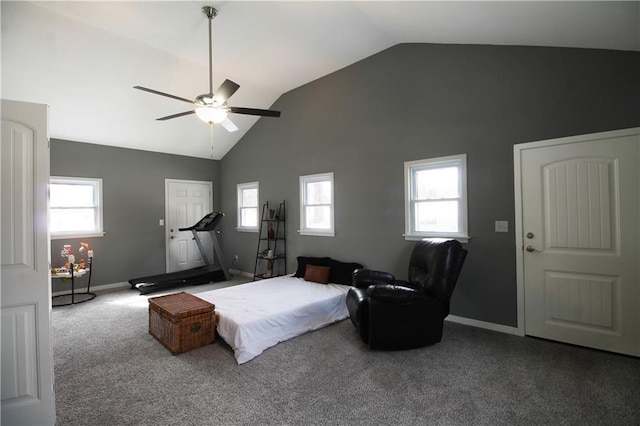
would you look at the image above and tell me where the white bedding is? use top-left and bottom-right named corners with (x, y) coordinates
top-left (196, 275), bottom-right (350, 364)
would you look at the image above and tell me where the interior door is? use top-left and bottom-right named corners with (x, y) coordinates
top-left (520, 128), bottom-right (639, 356)
top-left (165, 180), bottom-right (213, 273)
top-left (1, 100), bottom-right (56, 424)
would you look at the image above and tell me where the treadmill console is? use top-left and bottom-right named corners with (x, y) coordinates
top-left (179, 212), bottom-right (224, 232)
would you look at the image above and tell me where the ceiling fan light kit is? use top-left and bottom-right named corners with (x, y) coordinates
top-left (133, 6), bottom-right (280, 131)
top-left (195, 106), bottom-right (228, 124)
top-left (194, 94), bottom-right (228, 123)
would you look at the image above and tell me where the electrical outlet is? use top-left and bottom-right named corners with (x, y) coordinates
top-left (234, 255), bottom-right (239, 261)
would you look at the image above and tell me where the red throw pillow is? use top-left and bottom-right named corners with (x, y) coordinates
top-left (304, 264), bottom-right (330, 284)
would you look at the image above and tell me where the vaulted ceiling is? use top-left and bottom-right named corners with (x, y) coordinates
top-left (3, 1), bottom-right (638, 159)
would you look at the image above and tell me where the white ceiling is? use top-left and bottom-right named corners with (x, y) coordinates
top-left (3, 1), bottom-right (639, 159)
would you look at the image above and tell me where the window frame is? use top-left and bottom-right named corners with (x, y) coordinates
top-left (236, 181), bottom-right (259, 232)
top-left (299, 172), bottom-right (335, 237)
top-left (404, 154), bottom-right (469, 243)
top-left (49, 176), bottom-right (104, 240)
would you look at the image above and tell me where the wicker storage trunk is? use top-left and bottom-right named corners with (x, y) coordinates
top-left (149, 292), bottom-right (217, 355)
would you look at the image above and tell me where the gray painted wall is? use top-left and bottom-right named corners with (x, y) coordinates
top-left (219, 44), bottom-right (640, 327)
top-left (50, 139), bottom-right (220, 293)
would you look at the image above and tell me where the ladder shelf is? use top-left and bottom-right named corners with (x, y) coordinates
top-left (253, 201), bottom-right (286, 280)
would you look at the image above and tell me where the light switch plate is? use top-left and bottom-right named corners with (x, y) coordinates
top-left (495, 220), bottom-right (508, 232)
top-left (159, 219), bottom-right (165, 226)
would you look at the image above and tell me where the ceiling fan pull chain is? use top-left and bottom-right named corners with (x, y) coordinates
top-left (210, 123), bottom-right (214, 159)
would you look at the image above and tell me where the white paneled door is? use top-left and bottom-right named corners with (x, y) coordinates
top-left (517, 128), bottom-right (639, 356)
top-left (165, 180), bottom-right (213, 273)
top-left (1, 100), bottom-right (56, 424)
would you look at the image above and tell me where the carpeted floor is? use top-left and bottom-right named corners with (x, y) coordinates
top-left (52, 279), bottom-right (640, 425)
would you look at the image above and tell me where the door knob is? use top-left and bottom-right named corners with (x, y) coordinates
top-left (170, 236), bottom-right (176, 239)
top-left (525, 245), bottom-right (537, 252)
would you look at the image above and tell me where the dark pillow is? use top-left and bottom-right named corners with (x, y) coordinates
top-left (293, 256), bottom-right (331, 278)
top-left (328, 259), bottom-right (364, 285)
top-left (304, 264), bottom-right (331, 284)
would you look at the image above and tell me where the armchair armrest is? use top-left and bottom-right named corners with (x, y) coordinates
top-left (366, 284), bottom-right (426, 304)
top-left (352, 269), bottom-right (395, 289)
top-left (392, 279), bottom-right (419, 291)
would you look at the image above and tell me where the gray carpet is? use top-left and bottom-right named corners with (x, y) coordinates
top-left (52, 280), bottom-right (640, 426)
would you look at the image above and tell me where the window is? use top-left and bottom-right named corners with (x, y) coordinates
top-left (300, 172), bottom-right (334, 237)
top-left (50, 177), bottom-right (103, 239)
top-left (404, 154), bottom-right (468, 242)
top-left (237, 182), bottom-right (259, 231)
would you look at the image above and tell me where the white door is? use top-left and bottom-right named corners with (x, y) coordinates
top-left (165, 180), bottom-right (213, 273)
top-left (1, 100), bottom-right (56, 424)
top-left (518, 128), bottom-right (639, 356)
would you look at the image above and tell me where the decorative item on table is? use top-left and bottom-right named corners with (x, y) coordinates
top-left (51, 242), bottom-right (94, 278)
top-left (77, 242), bottom-right (94, 270)
top-left (60, 245), bottom-right (75, 269)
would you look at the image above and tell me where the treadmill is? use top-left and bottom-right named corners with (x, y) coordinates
top-left (129, 212), bottom-right (230, 295)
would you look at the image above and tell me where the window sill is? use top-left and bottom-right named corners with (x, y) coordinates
top-left (404, 234), bottom-right (469, 244)
top-left (51, 231), bottom-right (105, 240)
top-left (299, 230), bottom-right (335, 237)
top-left (236, 227), bottom-right (259, 233)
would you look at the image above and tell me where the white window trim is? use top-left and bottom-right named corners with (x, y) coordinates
top-left (404, 154), bottom-right (469, 243)
top-left (299, 172), bottom-right (335, 237)
top-left (50, 176), bottom-right (104, 240)
top-left (236, 181), bottom-right (259, 232)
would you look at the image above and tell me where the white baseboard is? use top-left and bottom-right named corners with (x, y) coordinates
top-left (446, 314), bottom-right (523, 336)
top-left (52, 281), bottom-right (130, 297)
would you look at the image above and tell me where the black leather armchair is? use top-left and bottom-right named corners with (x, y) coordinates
top-left (346, 238), bottom-right (467, 350)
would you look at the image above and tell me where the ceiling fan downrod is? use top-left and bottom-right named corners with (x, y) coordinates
top-left (202, 6), bottom-right (218, 96)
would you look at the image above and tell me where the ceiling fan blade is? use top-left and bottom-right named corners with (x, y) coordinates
top-left (213, 79), bottom-right (240, 103)
top-left (134, 86), bottom-right (194, 105)
top-left (156, 110), bottom-right (196, 121)
top-left (220, 118), bottom-right (239, 132)
top-left (229, 107), bottom-right (281, 118)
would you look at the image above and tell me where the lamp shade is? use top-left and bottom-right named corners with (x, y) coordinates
top-left (195, 106), bottom-right (228, 124)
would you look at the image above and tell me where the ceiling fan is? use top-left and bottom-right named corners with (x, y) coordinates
top-left (134, 6), bottom-right (280, 132)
